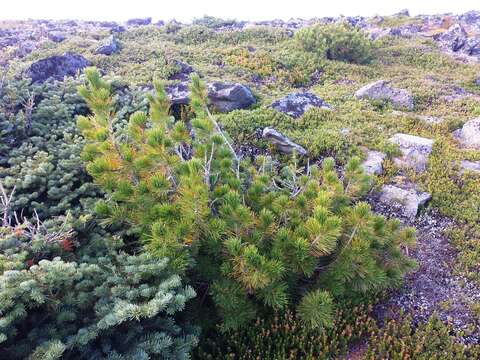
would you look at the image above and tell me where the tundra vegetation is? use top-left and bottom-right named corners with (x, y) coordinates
top-left (1, 11), bottom-right (480, 359)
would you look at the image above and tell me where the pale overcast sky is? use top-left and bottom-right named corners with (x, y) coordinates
top-left (1, 0), bottom-right (479, 22)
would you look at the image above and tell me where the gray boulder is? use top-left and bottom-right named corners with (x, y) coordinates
top-left (165, 81), bottom-right (256, 112)
top-left (25, 52), bottom-right (90, 83)
top-left (94, 35), bottom-right (120, 55)
top-left (168, 61), bottom-right (194, 82)
top-left (460, 160), bottom-right (480, 174)
top-left (355, 80), bottom-right (414, 110)
top-left (436, 24), bottom-right (468, 52)
top-left (475, 77), bottom-right (480, 86)
top-left (48, 32), bottom-right (66, 43)
top-left (165, 82), bottom-right (190, 105)
top-left (460, 11), bottom-right (480, 27)
top-left (126, 18), bottom-right (152, 26)
top-left (389, 134), bottom-right (434, 172)
top-left (464, 36), bottom-right (480, 55)
top-left (361, 150), bottom-right (386, 175)
top-left (379, 183), bottom-right (431, 218)
top-left (208, 82), bottom-right (256, 112)
top-left (271, 92), bottom-right (331, 118)
top-left (452, 118), bottom-right (480, 149)
top-left (262, 127), bottom-right (307, 156)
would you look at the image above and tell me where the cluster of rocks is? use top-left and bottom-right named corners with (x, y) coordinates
top-left (434, 23), bottom-right (480, 58)
top-left (361, 133), bottom-right (434, 219)
top-left (163, 61), bottom-right (256, 114)
top-left (359, 115), bottom-right (480, 219)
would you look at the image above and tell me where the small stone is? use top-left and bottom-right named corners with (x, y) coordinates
top-left (208, 82), bottom-right (256, 112)
top-left (416, 115), bottom-right (443, 125)
top-left (94, 35), bottom-right (120, 55)
top-left (389, 133), bottom-right (434, 172)
top-left (271, 92), bottom-right (331, 118)
top-left (361, 150), bottom-right (386, 175)
top-left (460, 160), bottom-right (480, 174)
top-left (262, 127), bottom-right (307, 156)
top-left (355, 80), bottom-right (414, 110)
top-left (379, 183), bottom-right (431, 218)
top-left (452, 118), bottom-right (480, 150)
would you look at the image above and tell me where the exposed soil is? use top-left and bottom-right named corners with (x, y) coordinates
top-left (368, 198), bottom-right (480, 344)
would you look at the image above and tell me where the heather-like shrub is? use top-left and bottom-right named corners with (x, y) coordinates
top-left (295, 23), bottom-right (374, 64)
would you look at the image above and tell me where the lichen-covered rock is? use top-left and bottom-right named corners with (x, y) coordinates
top-left (361, 150), bottom-right (386, 175)
top-left (165, 82), bottom-right (190, 105)
top-left (465, 36), bottom-right (480, 55)
top-left (168, 61), bottom-right (194, 82)
top-left (379, 183), bottom-right (431, 218)
top-left (94, 35), bottom-right (120, 55)
top-left (166, 81), bottom-right (256, 112)
top-left (25, 52), bottom-right (90, 83)
top-left (262, 127), bottom-right (307, 156)
top-left (271, 92), bottom-right (331, 118)
top-left (452, 118), bottom-right (480, 149)
top-left (208, 82), bottom-right (256, 112)
top-left (460, 160), bottom-right (480, 174)
top-left (389, 134), bottom-right (434, 172)
top-left (48, 32), bottom-right (66, 43)
top-left (436, 24), bottom-right (468, 52)
top-left (355, 80), bottom-right (414, 110)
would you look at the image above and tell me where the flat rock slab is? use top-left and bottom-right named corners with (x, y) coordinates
top-left (389, 133), bottom-right (434, 172)
top-left (271, 92), bottom-right (331, 118)
top-left (452, 118), bottom-right (480, 149)
top-left (361, 150), bottom-right (386, 175)
top-left (460, 160), bottom-right (480, 174)
top-left (262, 127), bottom-right (307, 156)
top-left (355, 80), bottom-right (414, 110)
top-left (392, 111), bottom-right (443, 125)
top-left (379, 183), bottom-right (431, 218)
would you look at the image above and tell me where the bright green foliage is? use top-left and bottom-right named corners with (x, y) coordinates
top-left (78, 69), bottom-right (415, 332)
top-left (295, 23), bottom-right (374, 64)
top-left (0, 241), bottom-right (197, 359)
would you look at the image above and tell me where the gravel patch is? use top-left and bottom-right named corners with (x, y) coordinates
top-left (368, 196), bottom-right (480, 344)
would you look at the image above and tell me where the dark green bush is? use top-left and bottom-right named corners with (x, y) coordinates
top-left (295, 23), bottom-right (374, 64)
top-left (175, 25), bottom-right (217, 45)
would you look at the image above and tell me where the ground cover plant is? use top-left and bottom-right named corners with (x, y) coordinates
top-left (1, 10), bottom-right (480, 359)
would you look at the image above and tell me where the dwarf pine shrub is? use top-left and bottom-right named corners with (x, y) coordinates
top-left (295, 23), bottom-right (374, 64)
top-left (78, 68), bottom-right (415, 332)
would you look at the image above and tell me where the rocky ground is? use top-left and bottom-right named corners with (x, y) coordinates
top-left (370, 202), bottom-right (480, 344)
